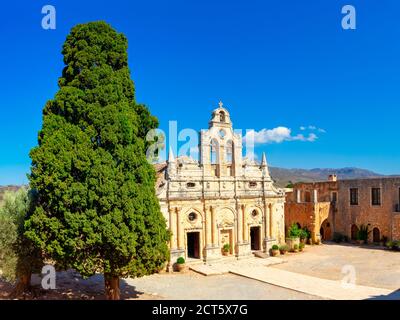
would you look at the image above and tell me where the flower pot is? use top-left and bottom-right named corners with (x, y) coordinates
top-left (271, 249), bottom-right (280, 257)
top-left (286, 237), bottom-right (300, 251)
top-left (222, 251), bottom-right (229, 256)
top-left (279, 250), bottom-right (287, 255)
top-left (356, 240), bottom-right (363, 245)
top-left (176, 263), bottom-right (186, 272)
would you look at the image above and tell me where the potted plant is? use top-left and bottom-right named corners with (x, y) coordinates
top-left (286, 223), bottom-right (301, 250)
top-left (271, 244), bottom-right (280, 257)
top-left (299, 228), bottom-right (310, 244)
top-left (299, 243), bottom-right (305, 252)
top-left (176, 257), bottom-right (186, 272)
top-left (333, 232), bottom-right (345, 243)
top-left (279, 244), bottom-right (289, 255)
top-left (222, 243), bottom-right (230, 256)
top-left (380, 236), bottom-right (388, 247)
top-left (356, 224), bottom-right (370, 245)
top-left (292, 244), bottom-right (299, 253)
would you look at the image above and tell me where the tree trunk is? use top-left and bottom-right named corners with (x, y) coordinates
top-left (10, 273), bottom-right (31, 298)
top-left (104, 274), bottom-right (120, 300)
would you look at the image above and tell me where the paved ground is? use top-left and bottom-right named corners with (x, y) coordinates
top-left (189, 256), bottom-right (285, 275)
top-left (229, 266), bottom-right (398, 300)
top-left (3, 242), bottom-right (400, 300)
top-left (273, 242), bottom-right (400, 290)
top-left (125, 271), bottom-right (322, 300)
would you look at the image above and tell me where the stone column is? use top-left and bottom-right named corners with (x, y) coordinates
top-left (177, 207), bottom-right (184, 249)
top-left (269, 203), bottom-right (274, 238)
top-left (206, 206), bottom-right (212, 247)
top-left (237, 204), bottom-right (243, 243)
top-left (242, 205), bottom-right (248, 242)
top-left (211, 206), bottom-right (217, 246)
top-left (169, 207), bottom-right (177, 249)
top-left (313, 189), bottom-right (318, 203)
top-left (296, 189), bottom-right (301, 203)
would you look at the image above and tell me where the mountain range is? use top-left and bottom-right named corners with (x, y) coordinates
top-left (0, 167), bottom-right (396, 196)
top-left (269, 167), bottom-right (390, 187)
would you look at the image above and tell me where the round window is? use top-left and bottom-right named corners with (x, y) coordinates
top-left (251, 210), bottom-right (258, 218)
top-left (218, 129), bottom-right (226, 139)
top-left (188, 212), bottom-right (197, 222)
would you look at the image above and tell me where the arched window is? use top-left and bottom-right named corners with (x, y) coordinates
top-left (219, 111), bottom-right (225, 122)
top-left (225, 140), bottom-right (233, 164)
top-left (210, 139), bottom-right (218, 164)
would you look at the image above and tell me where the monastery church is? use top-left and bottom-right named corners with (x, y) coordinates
top-left (155, 102), bottom-right (285, 265)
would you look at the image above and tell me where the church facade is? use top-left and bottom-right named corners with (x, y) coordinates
top-left (155, 103), bottom-right (285, 265)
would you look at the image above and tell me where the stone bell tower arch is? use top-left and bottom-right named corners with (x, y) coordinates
top-left (200, 101), bottom-right (243, 177)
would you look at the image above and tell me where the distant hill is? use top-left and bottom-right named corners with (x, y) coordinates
top-left (270, 167), bottom-right (385, 187)
top-left (0, 185), bottom-right (23, 203)
top-left (0, 167), bottom-right (394, 198)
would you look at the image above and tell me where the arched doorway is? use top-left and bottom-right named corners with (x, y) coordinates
top-left (373, 227), bottom-right (380, 243)
top-left (351, 224), bottom-right (359, 240)
top-left (320, 219), bottom-right (332, 241)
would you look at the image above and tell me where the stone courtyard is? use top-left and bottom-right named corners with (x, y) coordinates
top-left (2, 243), bottom-right (400, 300)
top-left (126, 243), bottom-right (400, 300)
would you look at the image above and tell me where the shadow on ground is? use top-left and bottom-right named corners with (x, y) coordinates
top-left (0, 269), bottom-right (149, 300)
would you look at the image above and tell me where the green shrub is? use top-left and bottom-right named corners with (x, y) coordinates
top-left (293, 244), bottom-right (299, 250)
top-left (299, 227), bottom-right (311, 241)
top-left (386, 241), bottom-right (394, 249)
top-left (223, 244), bottom-right (230, 252)
top-left (177, 257), bottom-right (185, 264)
top-left (299, 243), bottom-right (305, 250)
top-left (333, 232), bottom-right (345, 243)
top-left (356, 224), bottom-right (371, 243)
top-left (272, 245), bottom-right (279, 250)
top-left (288, 223), bottom-right (302, 238)
top-left (0, 188), bottom-right (43, 287)
top-left (279, 245), bottom-right (289, 253)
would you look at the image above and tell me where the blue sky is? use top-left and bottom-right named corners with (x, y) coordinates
top-left (1, 0), bottom-right (400, 185)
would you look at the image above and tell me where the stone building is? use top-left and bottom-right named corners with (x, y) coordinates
top-left (155, 103), bottom-right (285, 266)
top-left (285, 175), bottom-right (400, 243)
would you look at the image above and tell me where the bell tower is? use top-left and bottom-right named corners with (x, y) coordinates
top-left (200, 101), bottom-right (243, 177)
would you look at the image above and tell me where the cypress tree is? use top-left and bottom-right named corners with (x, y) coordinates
top-left (25, 21), bottom-right (170, 299)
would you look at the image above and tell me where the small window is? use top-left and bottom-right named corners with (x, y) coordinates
top-left (188, 212), bottom-right (197, 222)
top-left (219, 111), bottom-right (225, 122)
top-left (249, 181), bottom-right (257, 188)
top-left (371, 188), bottom-right (381, 206)
top-left (187, 182), bottom-right (196, 188)
top-left (305, 191), bottom-right (311, 203)
top-left (350, 188), bottom-right (358, 205)
top-left (251, 210), bottom-right (258, 218)
top-left (331, 192), bottom-right (337, 203)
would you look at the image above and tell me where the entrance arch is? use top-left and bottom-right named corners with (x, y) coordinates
top-left (320, 219), bottom-right (332, 241)
top-left (351, 224), bottom-right (359, 241)
top-left (373, 227), bottom-right (380, 243)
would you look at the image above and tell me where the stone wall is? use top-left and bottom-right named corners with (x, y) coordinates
top-left (336, 178), bottom-right (400, 242)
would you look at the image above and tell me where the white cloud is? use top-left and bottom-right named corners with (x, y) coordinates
top-left (244, 127), bottom-right (318, 145)
top-left (299, 125), bottom-right (326, 133)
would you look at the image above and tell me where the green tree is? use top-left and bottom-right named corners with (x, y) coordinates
top-left (0, 188), bottom-right (43, 296)
top-left (25, 21), bottom-right (170, 299)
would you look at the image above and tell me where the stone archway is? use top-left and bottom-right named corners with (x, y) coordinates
top-left (373, 227), bottom-right (380, 243)
top-left (320, 219), bottom-right (332, 241)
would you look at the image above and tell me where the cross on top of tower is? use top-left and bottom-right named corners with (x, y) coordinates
top-left (219, 100), bottom-right (223, 108)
